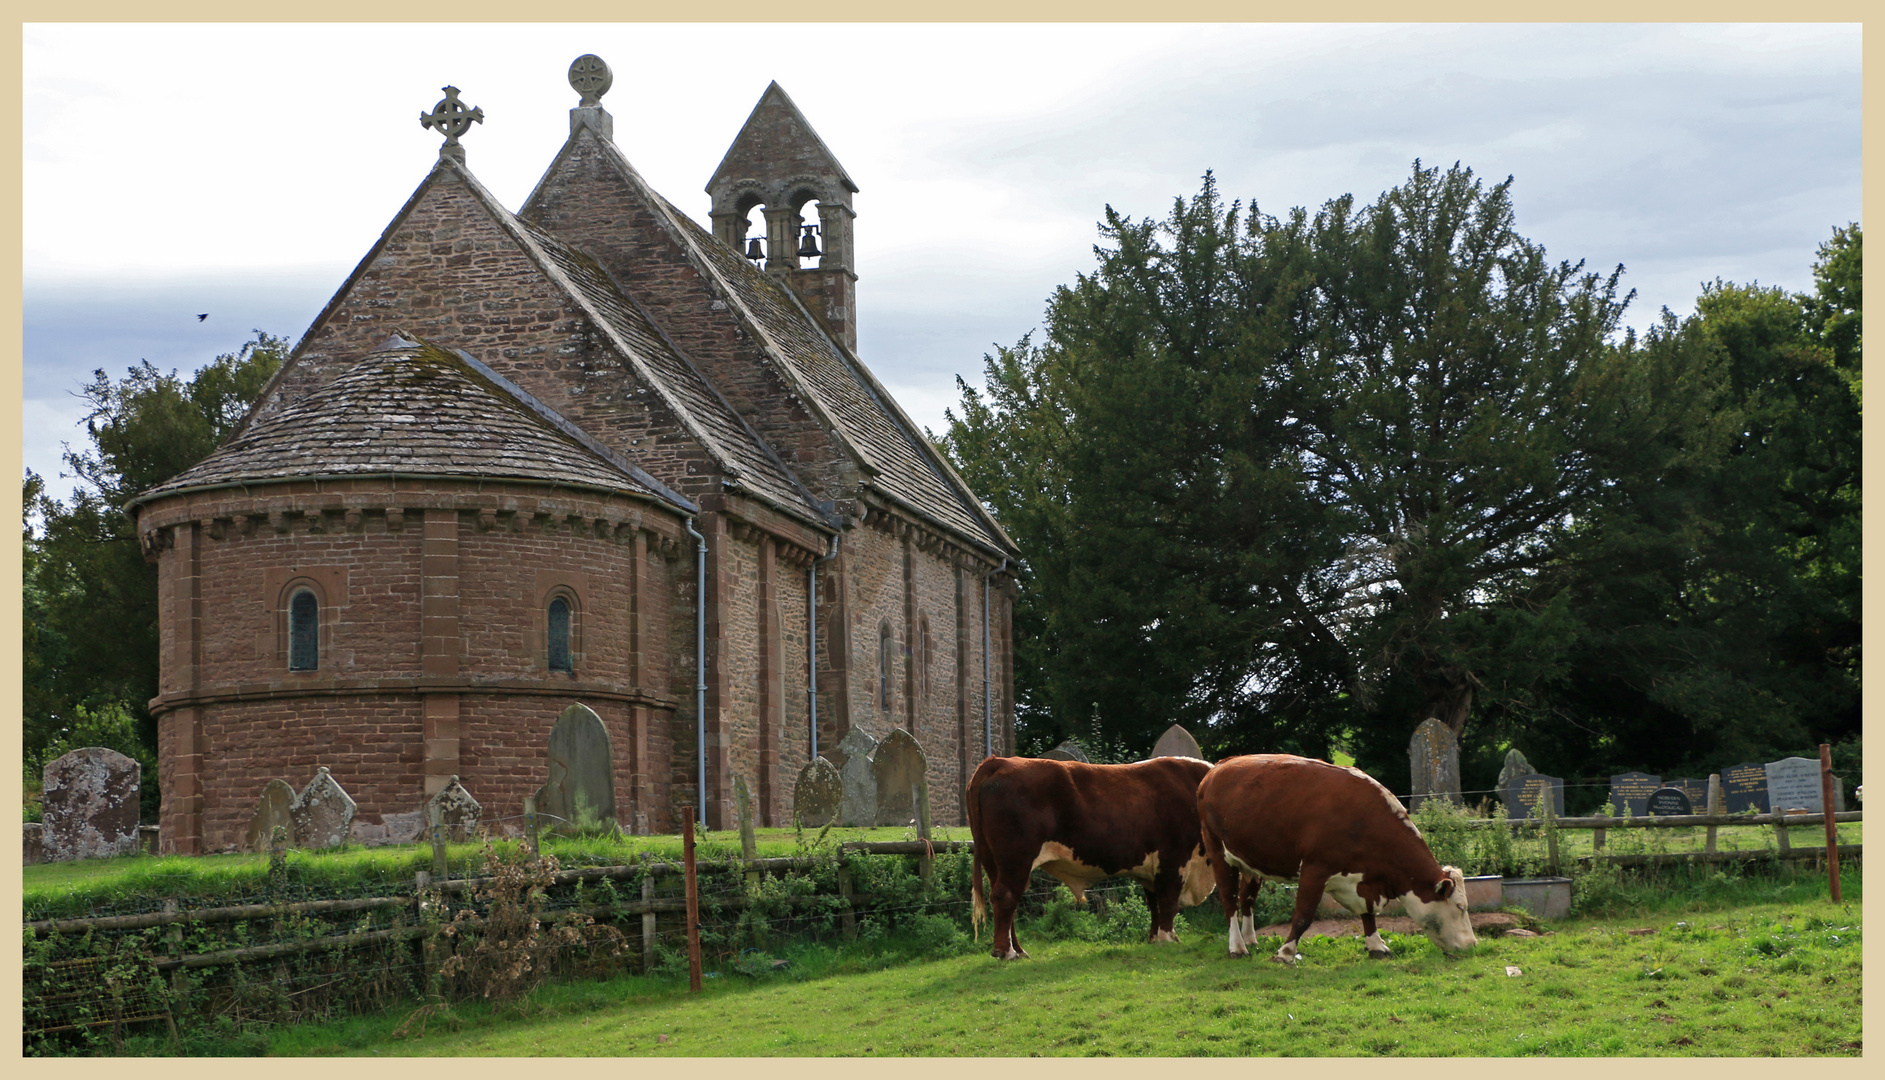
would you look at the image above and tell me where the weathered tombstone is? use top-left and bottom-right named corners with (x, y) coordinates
top-left (41, 747), bottom-right (142, 861)
top-left (243, 779), bottom-right (298, 853)
top-left (1720, 762), bottom-right (1771, 814)
top-left (1607, 772), bottom-right (1662, 817)
top-left (837, 727), bottom-right (880, 827)
top-left (22, 823), bottom-right (46, 866)
top-left (289, 767), bottom-right (357, 850)
top-left (1503, 773), bottom-right (1565, 821)
top-left (1666, 777), bottom-right (1710, 808)
top-left (872, 729), bottom-right (930, 827)
top-left (1764, 757), bottom-right (1824, 814)
top-left (1148, 724), bottom-right (1203, 761)
top-left (379, 810), bottom-right (426, 844)
top-left (793, 757), bottom-right (842, 828)
top-left (1646, 787), bottom-right (1693, 816)
top-left (539, 703), bottom-right (616, 833)
top-left (425, 775), bottom-right (483, 842)
top-left (1407, 718), bottom-right (1461, 810)
top-left (1496, 748), bottom-right (1536, 814)
top-left (1041, 740), bottom-right (1089, 762)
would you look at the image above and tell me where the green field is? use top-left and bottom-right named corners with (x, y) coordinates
top-left (260, 872), bottom-right (1862, 1057)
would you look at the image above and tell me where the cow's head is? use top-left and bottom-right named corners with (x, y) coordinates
top-left (1402, 865), bottom-right (1476, 954)
top-left (1177, 845), bottom-right (1217, 908)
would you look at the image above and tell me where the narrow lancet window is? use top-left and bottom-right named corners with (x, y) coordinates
top-left (289, 589), bottom-right (319, 671)
top-left (548, 597), bottom-right (573, 673)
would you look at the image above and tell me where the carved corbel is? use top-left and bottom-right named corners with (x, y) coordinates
top-left (344, 508), bottom-right (364, 533)
top-left (477, 509), bottom-right (498, 533)
top-left (385, 507), bottom-right (406, 532)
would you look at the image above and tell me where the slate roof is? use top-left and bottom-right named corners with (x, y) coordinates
top-left (580, 135), bottom-right (1017, 557)
top-left (137, 338), bottom-right (683, 509)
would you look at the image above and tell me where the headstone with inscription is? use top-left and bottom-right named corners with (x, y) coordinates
top-left (1666, 777), bottom-right (1710, 808)
top-left (41, 747), bottom-right (142, 862)
top-left (1042, 740), bottom-right (1089, 763)
top-left (426, 775), bottom-right (483, 842)
top-left (1148, 724), bottom-right (1204, 761)
top-left (1408, 718), bottom-right (1462, 809)
top-left (1497, 748), bottom-right (1536, 814)
top-left (872, 729), bottom-right (930, 827)
top-left (539, 703), bottom-right (616, 833)
top-left (1765, 757), bottom-right (1824, 814)
top-left (837, 727), bottom-right (880, 827)
top-left (1608, 772), bottom-right (1662, 817)
top-left (793, 757), bottom-right (842, 828)
top-left (243, 779), bottom-right (299, 853)
top-left (1646, 787), bottom-right (1693, 816)
top-left (1503, 772), bottom-right (1565, 821)
top-left (1719, 762), bottom-right (1770, 814)
top-left (290, 767), bottom-right (357, 850)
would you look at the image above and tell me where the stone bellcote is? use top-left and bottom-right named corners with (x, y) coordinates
top-left (707, 82), bottom-right (859, 352)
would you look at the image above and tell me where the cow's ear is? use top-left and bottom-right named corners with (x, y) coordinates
top-left (1434, 877), bottom-right (1456, 900)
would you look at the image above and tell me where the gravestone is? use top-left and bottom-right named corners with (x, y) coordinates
top-left (1719, 762), bottom-right (1770, 815)
top-left (41, 747), bottom-right (142, 861)
top-left (793, 757), bottom-right (842, 828)
top-left (539, 703), bottom-right (616, 833)
top-left (1666, 777), bottom-right (1710, 808)
top-left (1503, 773), bottom-right (1565, 820)
top-left (1765, 757), bottom-right (1824, 814)
top-left (872, 729), bottom-right (929, 827)
top-left (425, 775), bottom-right (483, 842)
top-left (1148, 724), bottom-right (1203, 761)
top-left (1407, 718), bottom-right (1462, 809)
top-left (23, 823), bottom-right (45, 865)
top-left (290, 767), bottom-right (357, 850)
top-left (1607, 772), bottom-right (1662, 817)
top-left (243, 779), bottom-right (298, 853)
top-left (1042, 740), bottom-right (1089, 763)
top-left (1646, 787), bottom-right (1693, 816)
top-left (1497, 748), bottom-right (1536, 814)
top-left (837, 727), bottom-right (880, 827)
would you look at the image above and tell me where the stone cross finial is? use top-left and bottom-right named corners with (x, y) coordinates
top-left (420, 86), bottom-right (484, 154)
top-left (568, 55), bottom-right (612, 106)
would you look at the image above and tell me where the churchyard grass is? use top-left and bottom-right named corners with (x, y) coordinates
top-left (263, 867), bottom-right (1861, 1057)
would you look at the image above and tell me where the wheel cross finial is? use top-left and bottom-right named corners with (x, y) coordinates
top-left (420, 86), bottom-right (485, 149)
top-left (568, 55), bottom-right (612, 107)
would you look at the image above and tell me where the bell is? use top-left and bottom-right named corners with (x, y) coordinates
top-left (797, 225), bottom-right (821, 259)
top-left (745, 237), bottom-right (764, 260)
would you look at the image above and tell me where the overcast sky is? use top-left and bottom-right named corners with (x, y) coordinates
top-left (21, 22), bottom-right (1863, 504)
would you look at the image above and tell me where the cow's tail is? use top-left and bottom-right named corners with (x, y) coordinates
top-left (968, 770), bottom-right (987, 942)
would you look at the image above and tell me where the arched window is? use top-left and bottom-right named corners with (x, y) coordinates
top-left (878, 620), bottom-right (894, 715)
top-left (288, 589), bottom-right (319, 671)
top-left (548, 596), bottom-right (573, 673)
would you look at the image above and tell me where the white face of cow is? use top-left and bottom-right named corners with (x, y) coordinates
top-left (1400, 865), bottom-right (1476, 954)
top-left (1177, 846), bottom-right (1217, 908)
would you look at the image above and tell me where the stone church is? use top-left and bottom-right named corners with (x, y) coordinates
top-left (129, 57), bottom-right (1019, 854)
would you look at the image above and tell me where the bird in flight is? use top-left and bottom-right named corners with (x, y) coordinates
top-left (197, 313), bottom-right (209, 322)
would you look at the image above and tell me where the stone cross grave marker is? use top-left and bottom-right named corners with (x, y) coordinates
top-left (1408, 718), bottom-right (1462, 809)
top-left (1720, 762), bottom-right (1770, 815)
top-left (1042, 740), bottom-right (1089, 762)
top-left (1608, 772), bottom-right (1661, 817)
top-left (243, 779), bottom-right (298, 853)
top-left (290, 767), bottom-right (357, 850)
top-left (1646, 786), bottom-right (1693, 816)
top-left (1503, 772), bottom-right (1565, 821)
top-left (793, 757), bottom-right (842, 828)
top-left (1148, 724), bottom-right (1203, 761)
top-left (539, 703), bottom-right (616, 833)
top-left (872, 728), bottom-right (929, 827)
top-left (1765, 757), bottom-right (1824, 814)
top-left (426, 775), bottom-right (483, 842)
top-left (40, 747), bottom-right (142, 862)
top-left (837, 727), bottom-right (879, 827)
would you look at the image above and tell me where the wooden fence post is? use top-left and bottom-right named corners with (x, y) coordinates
top-left (523, 794), bottom-right (539, 862)
top-left (1776, 811), bottom-right (1792, 855)
top-left (683, 806), bottom-right (702, 994)
top-left (737, 777), bottom-right (759, 892)
top-left (917, 779), bottom-right (933, 883)
top-left (429, 803), bottom-right (448, 880)
top-left (838, 864), bottom-right (857, 941)
top-left (415, 870), bottom-right (438, 996)
top-left (1820, 744), bottom-right (1842, 902)
top-left (1705, 774), bottom-right (1722, 854)
top-left (641, 875), bottom-right (657, 974)
top-left (1545, 802), bottom-right (1560, 876)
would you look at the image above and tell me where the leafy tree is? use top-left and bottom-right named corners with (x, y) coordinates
top-left (24, 332), bottom-right (288, 815)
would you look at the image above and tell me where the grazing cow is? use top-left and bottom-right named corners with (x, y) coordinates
top-left (968, 755), bottom-right (1217, 960)
top-left (1198, 754), bottom-right (1476, 963)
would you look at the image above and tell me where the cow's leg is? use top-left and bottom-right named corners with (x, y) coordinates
top-left (1275, 865), bottom-right (1331, 965)
top-left (1361, 900), bottom-right (1390, 959)
top-left (989, 866), bottom-right (1028, 960)
top-left (1201, 820), bottom-right (1248, 958)
top-left (1147, 868), bottom-right (1183, 944)
top-left (1238, 877), bottom-right (1259, 945)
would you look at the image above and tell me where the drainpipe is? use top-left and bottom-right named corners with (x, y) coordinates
top-left (685, 517), bottom-right (708, 824)
top-left (808, 532), bottom-right (841, 761)
top-left (983, 558), bottom-right (1007, 759)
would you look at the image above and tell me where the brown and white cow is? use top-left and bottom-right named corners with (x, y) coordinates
top-left (967, 755), bottom-right (1217, 960)
top-left (1198, 754), bottom-right (1476, 963)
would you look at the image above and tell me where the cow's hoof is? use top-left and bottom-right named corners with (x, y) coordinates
top-left (1368, 949), bottom-right (1392, 960)
top-left (1228, 949), bottom-right (1249, 960)
top-left (1269, 954), bottom-right (1299, 965)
